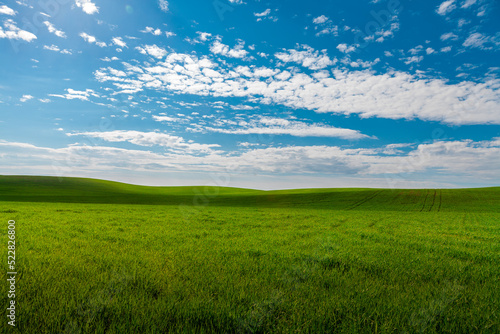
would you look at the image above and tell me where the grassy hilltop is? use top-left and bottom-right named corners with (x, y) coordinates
top-left (0, 175), bottom-right (499, 212)
top-left (0, 176), bottom-right (499, 333)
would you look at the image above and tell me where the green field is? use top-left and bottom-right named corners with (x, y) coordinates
top-left (0, 176), bottom-right (499, 333)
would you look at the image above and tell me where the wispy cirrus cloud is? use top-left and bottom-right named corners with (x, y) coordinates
top-left (44, 44), bottom-right (72, 54)
top-left (204, 117), bottom-right (374, 140)
top-left (463, 32), bottom-right (499, 50)
top-left (67, 130), bottom-right (221, 153)
top-left (49, 89), bottom-right (99, 101)
top-left (80, 32), bottom-right (106, 47)
top-left (43, 21), bottom-right (66, 38)
top-left (436, 0), bottom-right (456, 15)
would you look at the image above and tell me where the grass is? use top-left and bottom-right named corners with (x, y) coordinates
top-left (0, 176), bottom-right (499, 333)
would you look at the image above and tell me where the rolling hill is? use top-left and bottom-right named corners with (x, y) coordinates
top-left (0, 175), bottom-right (498, 212)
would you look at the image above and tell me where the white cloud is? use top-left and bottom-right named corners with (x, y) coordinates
top-left (254, 9), bottom-right (270, 17)
top-left (43, 21), bottom-right (66, 38)
top-left (275, 45), bottom-right (336, 70)
top-left (440, 32), bottom-right (458, 41)
top-left (39, 98), bottom-right (51, 103)
top-left (441, 46), bottom-right (452, 52)
top-left (436, 0), bottom-right (456, 15)
top-left (312, 15), bottom-right (338, 37)
top-left (461, 0), bottom-right (477, 8)
top-left (158, 0), bottom-right (169, 12)
top-left (313, 15), bottom-right (329, 24)
top-left (75, 0), bottom-right (99, 15)
top-left (403, 56), bottom-right (424, 64)
top-left (462, 32), bottom-right (494, 50)
top-left (197, 32), bottom-right (212, 42)
top-left (152, 115), bottom-right (182, 122)
top-left (67, 130), bottom-right (220, 153)
top-left (0, 19), bottom-right (37, 42)
top-left (253, 9), bottom-right (278, 22)
top-left (1, 138), bottom-right (499, 187)
top-left (44, 44), bottom-right (60, 51)
top-left (20, 95), bottom-right (33, 102)
top-left (136, 44), bottom-right (168, 59)
top-left (80, 32), bottom-right (106, 47)
top-left (112, 37), bottom-right (127, 48)
top-left (101, 57), bottom-right (119, 62)
top-left (141, 26), bottom-right (162, 35)
top-left (210, 39), bottom-right (248, 59)
top-left (336, 43), bottom-right (357, 53)
top-left (205, 117), bottom-right (373, 140)
top-left (315, 26), bottom-right (339, 37)
top-left (44, 44), bottom-right (73, 54)
top-left (49, 88), bottom-right (98, 101)
top-left (408, 45), bottom-right (423, 55)
top-left (0, 5), bottom-right (16, 16)
top-left (94, 52), bottom-right (500, 125)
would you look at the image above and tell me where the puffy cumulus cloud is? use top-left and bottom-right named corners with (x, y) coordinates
top-left (196, 32), bottom-right (212, 43)
top-left (75, 0), bottom-right (99, 15)
top-left (313, 15), bottom-right (329, 24)
top-left (275, 45), bottom-right (337, 70)
top-left (80, 32), bottom-right (106, 47)
top-left (49, 88), bottom-right (99, 101)
top-left (436, 0), bottom-right (456, 15)
top-left (336, 43), bottom-right (357, 53)
top-left (204, 117), bottom-right (373, 140)
top-left (140, 26), bottom-right (162, 36)
top-left (254, 9), bottom-right (270, 17)
top-left (210, 39), bottom-right (249, 59)
top-left (20, 95), bottom-right (34, 102)
top-left (0, 5), bottom-right (16, 16)
top-left (67, 130), bottom-right (221, 153)
top-left (92, 49), bottom-right (500, 125)
top-left (43, 21), bottom-right (66, 38)
top-left (158, 0), bottom-right (169, 12)
top-left (0, 19), bottom-right (37, 42)
top-left (136, 44), bottom-right (168, 59)
top-left (1, 138), bottom-right (499, 184)
top-left (312, 15), bottom-right (339, 37)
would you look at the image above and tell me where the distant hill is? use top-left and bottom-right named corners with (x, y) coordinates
top-left (0, 175), bottom-right (499, 212)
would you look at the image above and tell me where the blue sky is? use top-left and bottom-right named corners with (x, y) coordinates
top-left (0, 0), bottom-right (499, 189)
